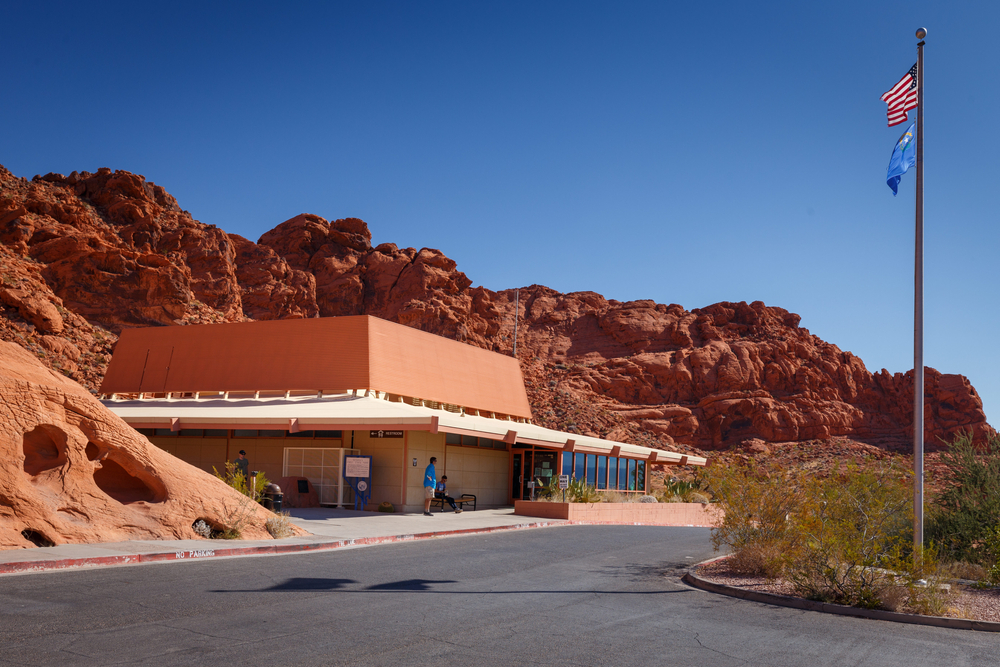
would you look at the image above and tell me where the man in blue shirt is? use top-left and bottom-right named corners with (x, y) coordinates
top-left (423, 457), bottom-right (437, 516)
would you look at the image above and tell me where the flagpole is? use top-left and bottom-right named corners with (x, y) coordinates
top-left (913, 27), bottom-right (926, 553)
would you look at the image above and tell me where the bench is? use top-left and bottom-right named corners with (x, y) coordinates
top-left (430, 493), bottom-right (476, 512)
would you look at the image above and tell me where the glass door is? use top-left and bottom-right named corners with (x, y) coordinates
top-left (521, 450), bottom-right (534, 500)
top-left (511, 453), bottom-right (522, 501)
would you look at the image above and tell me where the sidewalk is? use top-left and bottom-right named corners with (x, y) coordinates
top-left (0, 508), bottom-right (568, 576)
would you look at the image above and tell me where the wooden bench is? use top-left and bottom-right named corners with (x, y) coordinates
top-left (430, 493), bottom-right (476, 512)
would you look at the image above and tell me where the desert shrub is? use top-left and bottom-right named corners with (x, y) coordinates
top-left (265, 511), bottom-right (295, 539)
top-left (567, 478), bottom-right (602, 503)
top-left (703, 460), bottom-right (802, 578)
top-left (191, 519), bottom-right (212, 538)
top-left (213, 461), bottom-right (270, 501)
top-left (727, 543), bottom-right (786, 578)
top-left (785, 462), bottom-right (913, 608)
top-left (926, 431), bottom-right (1000, 564)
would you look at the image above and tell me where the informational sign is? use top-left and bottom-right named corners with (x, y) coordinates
top-left (345, 456), bottom-right (371, 478)
top-left (343, 455), bottom-right (373, 511)
top-left (558, 475), bottom-right (569, 490)
top-left (369, 430), bottom-right (403, 438)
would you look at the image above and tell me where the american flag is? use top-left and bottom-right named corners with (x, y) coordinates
top-left (880, 63), bottom-right (918, 127)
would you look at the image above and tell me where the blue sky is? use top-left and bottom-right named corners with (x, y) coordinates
top-left (4, 1), bottom-right (998, 427)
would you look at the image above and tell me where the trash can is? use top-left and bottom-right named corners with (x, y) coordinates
top-left (263, 483), bottom-right (283, 512)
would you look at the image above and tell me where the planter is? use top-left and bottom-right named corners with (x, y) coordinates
top-left (514, 501), bottom-right (720, 527)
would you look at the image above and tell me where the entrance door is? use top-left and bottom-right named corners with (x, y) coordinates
top-left (511, 453), bottom-right (522, 501)
top-left (521, 451), bottom-right (534, 500)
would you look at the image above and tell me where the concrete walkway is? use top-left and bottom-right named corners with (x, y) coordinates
top-left (0, 508), bottom-right (568, 576)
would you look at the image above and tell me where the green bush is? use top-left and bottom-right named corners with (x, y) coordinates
top-left (785, 463), bottom-right (913, 608)
top-left (703, 460), bottom-right (802, 578)
top-left (926, 431), bottom-right (1000, 565)
top-left (213, 461), bottom-right (270, 501)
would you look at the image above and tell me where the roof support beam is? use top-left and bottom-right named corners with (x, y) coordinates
top-left (503, 430), bottom-right (517, 444)
top-left (170, 418), bottom-right (180, 432)
top-left (289, 418), bottom-right (300, 433)
top-left (563, 439), bottom-right (576, 452)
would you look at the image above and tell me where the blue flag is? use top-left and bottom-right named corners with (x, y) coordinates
top-left (886, 122), bottom-right (916, 195)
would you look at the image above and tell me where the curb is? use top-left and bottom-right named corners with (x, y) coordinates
top-left (0, 520), bottom-right (568, 576)
top-left (683, 563), bottom-right (1000, 633)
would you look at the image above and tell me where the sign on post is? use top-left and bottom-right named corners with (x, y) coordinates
top-left (343, 455), bottom-right (373, 510)
top-left (558, 475), bottom-right (569, 489)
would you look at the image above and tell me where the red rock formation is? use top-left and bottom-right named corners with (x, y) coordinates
top-left (0, 163), bottom-right (992, 456)
top-left (0, 340), bottom-right (300, 549)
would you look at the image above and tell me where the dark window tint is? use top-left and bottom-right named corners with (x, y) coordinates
top-left (597, 456), bottom-right (607, 489)
top-left (315, 430), bottom-right (342, 438)
top-left (203, 429), bottom-right (228, 437)
top-left (234, 430), bottom-right (257, 437)
top-left (288, 430), bottom-right (314, 438)
top-left (446, 433), bottom-right (461, 445)
top-left (153, 429), bottom-right (176, 436)
top-left (258, 430), bottom-right (284, 437)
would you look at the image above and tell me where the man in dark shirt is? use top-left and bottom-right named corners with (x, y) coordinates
top-left (234, 450), bottom-right (249, 480)
top-left (435, 476), bottom-right (461, 513)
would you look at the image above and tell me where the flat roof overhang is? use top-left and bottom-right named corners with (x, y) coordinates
top-left (105, 393), bottom-right (707, 467)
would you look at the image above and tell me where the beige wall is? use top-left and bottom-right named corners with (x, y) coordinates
top-left (351, 431), bottom-right (405, 510)
top-left (148, 436), bottom-right (344, 489)
top-left (405, 431), bottom-right (447, 512)
top-left (443, 445), bottom-right (509, 508)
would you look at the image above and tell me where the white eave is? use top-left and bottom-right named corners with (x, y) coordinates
top-left (104, 393), bottom-right (706, 467)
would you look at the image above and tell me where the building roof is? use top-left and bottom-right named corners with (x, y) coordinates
top-left (105, 392), bottom-right (707, 466)
top-left (100, 316), bottom-right (533, 420)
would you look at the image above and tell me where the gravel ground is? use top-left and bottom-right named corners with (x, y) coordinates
top-left (696, 557), bottom-right (1000, 623)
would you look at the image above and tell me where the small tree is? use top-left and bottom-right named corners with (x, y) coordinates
top-left (926, 431), bottom-right (1000, 564)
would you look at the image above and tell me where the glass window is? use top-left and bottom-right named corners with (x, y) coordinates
top-left (203, 429), bottom-right (228, 437)
top-left (288, 430), bottom-right (314, 438)
top-left (461, 435), bottom-right (478, 447)
top-left (492, 440), bottom-right (507, 451)
top-left (574, 453), bottom-right (585, 480)
top-left (637, 461), bottom-right (646, 492)
top-left (234, 430), bottom-right (257, 437)
top-left (136, 428), bottom-right (155, 436)
top-left (562, 452), bottom-right (572, 476)
top-left (478, 437), bottom-right (493, 448)
top-left (586, 454), bottom-right (596, 486)
top-left (178, 429), bottom-right (202, 436)
top-left (628, 459), bottom-right (637, 491)
top-left (619, 459), bottom-right (628, 489)
top-left (259, 430), bottom-right (284, 437)
top-left (314, 430), bottom-right (342, 438)
top-left (153, 429), bottom-right (176, 436)
top-left (445, 433), bottom-right (461, 445)
top-left (597, 456), bottom-right (607, 489)
top-left (608, 458), bottom-right (618, 489)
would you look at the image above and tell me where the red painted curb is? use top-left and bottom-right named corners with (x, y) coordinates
top-left (0, 521), bottom-right (567, 576)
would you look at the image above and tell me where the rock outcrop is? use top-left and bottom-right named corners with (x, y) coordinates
top-left (0, 163), bottom-right (992, 455)
top-left (0, 340), bottom-right (295, 549)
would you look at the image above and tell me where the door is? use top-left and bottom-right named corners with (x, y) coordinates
top-left (521, 451), bottom-right (533, 500)
top-left (511, 453), bottom-right (522, 501)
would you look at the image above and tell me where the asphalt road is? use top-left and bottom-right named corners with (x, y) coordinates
top-left (1, 525), bottom-right (997, 666)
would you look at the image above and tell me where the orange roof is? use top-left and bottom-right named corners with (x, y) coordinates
top-left (100, 316), bottom-right (533, 419)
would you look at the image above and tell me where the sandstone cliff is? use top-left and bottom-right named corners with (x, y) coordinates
top-left (0, 164), bottom-right (992, 455)
top-left (0, 339), bottom-right (294, 549)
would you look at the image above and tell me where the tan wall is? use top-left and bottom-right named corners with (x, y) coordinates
top-left (405, 431), bottom-right (447, 512)
top-left (351, 431), bottom-right (405, 510)
top-left (148, 436), bottom-right (344, 489)
top-left (443, 445), bottom-right (509, 509)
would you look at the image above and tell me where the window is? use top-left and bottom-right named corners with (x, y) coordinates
top-left (637, 461), bottom-right (646, 492)
top-left (204, 429), bottom-right (228, 437)
top-left (618, 459), bottom-right (628, 489)
top-left (608, 457), bottom-right (618, 489)
top-left (628, 459), bottom-right (637, 491)
top-left (315, 430), bottom-right (343, 438)
top-left (586, 454), bottom-right (596, 486)
top-left (234, 430), bottom-right (258, 437)
top-left (574, 453), bottom-right (585, 480)
top-left (153, 429), bottom-right (176, 437)
top-left (597, 456), bottom-right (607, 489)
top-left (563, 452), bottom-right (572, 476)
top-left (288, 430), bottom-right (315, 438)
top-left (446, 433), bottom-right (461, 445)
top-left (136, 428), bottom-right (155, 437)
top-left (259, 430), bottom-right (285, 437)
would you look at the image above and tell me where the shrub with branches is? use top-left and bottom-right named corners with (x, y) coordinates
top-left (926, 431), bottom-right (1000, 565)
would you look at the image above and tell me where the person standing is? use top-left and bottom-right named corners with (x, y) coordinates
top-left (234, 450), bottom-right (249, 481)
top-left (435, 475), bottom-right (461, 513)
top-left (423, 457), bottom-right (437, 516)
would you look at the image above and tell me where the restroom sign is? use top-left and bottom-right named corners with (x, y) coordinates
top-left (370, 430), bottom-right (403, 438)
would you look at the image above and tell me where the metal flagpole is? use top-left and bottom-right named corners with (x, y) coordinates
top-left (913, 27), bottom-right (927, 552)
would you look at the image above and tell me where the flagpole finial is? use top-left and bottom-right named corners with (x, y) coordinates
top-left (915, 27), bottom-right (927, 39)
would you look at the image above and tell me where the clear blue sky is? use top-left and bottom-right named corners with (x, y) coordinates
top-left (4, 1), bottom-right (998, 428)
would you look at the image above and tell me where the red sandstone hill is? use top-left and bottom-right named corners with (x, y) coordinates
top-left (0, 165), bottom-right (992, 462)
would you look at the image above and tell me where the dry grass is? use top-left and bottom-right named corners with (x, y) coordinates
top-left (265, 511), bottom-right (295, 539)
